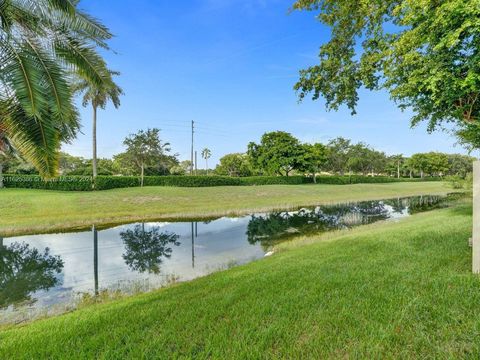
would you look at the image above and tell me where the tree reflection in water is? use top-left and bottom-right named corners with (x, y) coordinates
top-left (402, 195), bottom-right (446, 214)
top-left (0, 240), bottom-right (64, 309)
top-left (246, 195), bottom-right (449, 247)
top-left (121, 225), bottom-right (180, 274)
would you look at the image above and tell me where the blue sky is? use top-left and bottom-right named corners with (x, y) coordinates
top-left (65, 0), bottom-right (469, 166)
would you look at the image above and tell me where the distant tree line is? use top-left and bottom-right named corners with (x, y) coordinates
top-left (216, 132), bottom-right (476, 179)
top-left (1, 130), bottom-right (476, 181)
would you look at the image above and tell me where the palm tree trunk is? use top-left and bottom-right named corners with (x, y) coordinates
top-left (141, 162), bottom-right (144, 187)
top-left (397, 160), bottom-right (400, 179)
top-left (92, 104), bottom-right (98, 178)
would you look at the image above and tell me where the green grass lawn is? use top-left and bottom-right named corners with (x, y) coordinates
top-left (0, 182), bottom-right (454, 235)
top-left (1, 201), bottom-right (478, 358)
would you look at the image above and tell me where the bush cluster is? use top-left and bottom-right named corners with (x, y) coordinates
top-left (1, 174), bottom-right (441, 191)
top-left (2, 175), bottom-right (93, 191)
top-left (312, 175), bottom-right (441, 185)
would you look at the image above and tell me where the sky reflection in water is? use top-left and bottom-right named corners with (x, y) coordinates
top-left (0, 194), bottom-right (455, 322)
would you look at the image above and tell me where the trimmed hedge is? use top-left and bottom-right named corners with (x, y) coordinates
top-left (315, 175), bottom-right (442, 185)
top-left (239, 176), bottom-right (309, 185)
top-left (96, 175), bottom-right (309, 189)
top-left (2, 175), bottom-right (93, 191)
top-left (1, 174), bottom-right (441, 191)
top-left (94, 176), bottom-right (140, 190)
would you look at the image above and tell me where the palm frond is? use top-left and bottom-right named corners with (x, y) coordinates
top-left (0, 37), bottom-right (49, 118)
top-left (23, 37), bottom-right (79, 134)
top-left (54, 36), bottom-right (109, 86)
top-left (0, 0), bottom-right (115, 177)
top-left (2, 101), bottom-right (60, 177)
top-left (0, 0), bottom-right (13, 31)
top-left (45, 0), bottom-right (76, 16)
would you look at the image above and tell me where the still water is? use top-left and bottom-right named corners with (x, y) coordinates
top-left (0, 194), bottom-right (455, 323)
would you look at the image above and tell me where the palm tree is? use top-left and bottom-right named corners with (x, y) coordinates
top-left (73, 72), bottom-right (123, 177)
top-left (0, 0), bottom-right (113, 178)
top-left (201, 148), bottom-right (211, 175)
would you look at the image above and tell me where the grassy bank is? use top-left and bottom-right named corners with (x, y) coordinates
top-left (0, 182), bottom-right (454, 236)
top-left (1, 202), bottom-right (478, 358)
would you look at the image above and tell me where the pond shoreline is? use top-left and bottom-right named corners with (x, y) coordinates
top-left (1, 194), bottom-right (460, 326)
top-left (1, 183), bottom-right (461, 237)
top-left (1, 202), bottom-right (475, 358)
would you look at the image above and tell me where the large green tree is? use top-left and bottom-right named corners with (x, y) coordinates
top-left (293, 0), bottom-right (480, 132)
top-left (387, 154), bottom-right (405, 179)
top-left (406, 154), bottom-right (429, 178)
top-left (248, 131), bottom-right (304, 176)
top-left (73, 71), bottom-right (123, 177)
top-left (447, 153), bottom-right (475, 177)
top-left (0, 0), bottom-right (114, 177)
top-left (406, 152), bottom-right (449, 178)
top-left (300, 143), bottom-right (328, 182)
top-left (215, 153), bottom-right (252, 177)
top-left (346, 143), bottom-right (372, 175)
top-left (325, 137), bottom-right (351, 175)
top-left (118, 128), bottom-right (171, 186)
top-left (455, 123), bottom-right (480, 153)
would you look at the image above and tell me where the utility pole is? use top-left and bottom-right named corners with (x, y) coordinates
top-left (190, 120), bottom-right (194, 175)
top-left (195, 151), bottom-right (198, 175)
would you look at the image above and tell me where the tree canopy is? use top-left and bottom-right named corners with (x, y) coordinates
top-left (248, 131), bottom-right (305, 176)
top-left (293, 0), bottom-right (480, 132)
top-left (215, 153), bottom-right (252, 177)
top-left (455, 123), bottom-right (480, 153)
top-left (0, 0), bottom-right (114, 177)
top-left (117, 128), bottom-right (172, 185)
top-left (299, 143), bottom-right (328, 182)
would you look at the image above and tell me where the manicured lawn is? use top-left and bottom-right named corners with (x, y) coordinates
top-left (1, 201), bottom-right (478, 358)
top-left (0, 182), bottom-right (454, 235)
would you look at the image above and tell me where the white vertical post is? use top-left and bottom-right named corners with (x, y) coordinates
top-left (473, 161), bottom-right (480, 273)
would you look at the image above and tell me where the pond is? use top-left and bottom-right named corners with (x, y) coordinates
top-left (0, 194), bottom-right (457, 324)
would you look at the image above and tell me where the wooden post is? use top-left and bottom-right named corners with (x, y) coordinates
top-left (473, 161), bottom-right (480, 273)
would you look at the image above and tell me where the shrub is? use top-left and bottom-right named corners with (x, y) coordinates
top-left (143, 176), bottom-right (242, 187)
top-left (314, 176), bottom-right (350, 185)
top-left (239, 176), bottom-right (309, 185)
top-left (313, 175), bottom-right (442, 185)
top-left (3, 175), bottom-right (93, 191)
top-left (445, 173), bottom-right (473, 190)
top-left (94, 176), bottom-right (140, 190)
